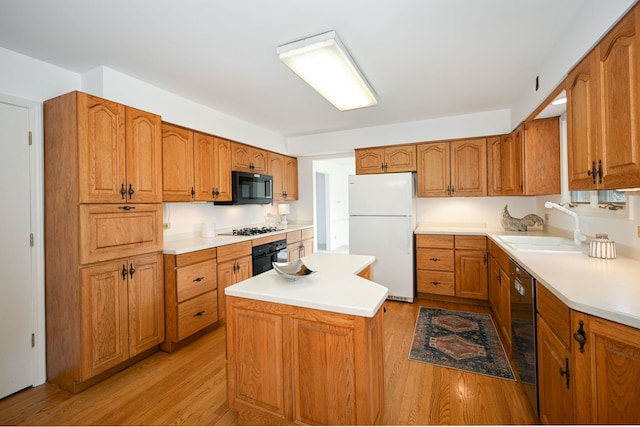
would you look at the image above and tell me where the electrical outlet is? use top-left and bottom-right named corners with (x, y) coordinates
top-left (544, 213), bottom-right (549, 222)
top-left (637, 225), bottom-right (640, 238)
top-left (163, 222), bottom-right (171, 230)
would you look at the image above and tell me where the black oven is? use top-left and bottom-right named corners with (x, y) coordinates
top-left (216, 171), bottom-right (273, 205)
top-left (252, 239), bottom-right (287, 276)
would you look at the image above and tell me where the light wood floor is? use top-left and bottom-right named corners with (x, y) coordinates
top-left (0, 298), bottom-right (538, 425)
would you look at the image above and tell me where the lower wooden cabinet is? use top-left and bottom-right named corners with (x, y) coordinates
top-left (226, 296), bottom-right (384, 425)
top-left (416, 234), bottom-right (487, 300)
top-left (73, 253), bottom-right (164, 387)
top-left (287, 228), bottom-right (314, 261)
top-left (163, 248), bottom-right (218, 352)
top-left (216, 241), bottom-right (252, 322)
top-left (488, 239), bottom-right (511, 353)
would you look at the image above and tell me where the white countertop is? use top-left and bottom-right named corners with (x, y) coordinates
top-left (224, 252), bottom-right (388, 318)
top-left (416, 225), bottom-right (640, 330)
top-left (163, 223), bottom-right (313, 255)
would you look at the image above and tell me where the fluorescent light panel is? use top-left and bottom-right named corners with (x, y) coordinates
top-left (277, 31), bottom-right (377, 111)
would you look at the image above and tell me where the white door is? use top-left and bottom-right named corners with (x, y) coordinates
top-left (0, 101), bottom-right (34, 398)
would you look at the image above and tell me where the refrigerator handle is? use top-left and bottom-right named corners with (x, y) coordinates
top-left (406, 217), bottom-right (413, 254)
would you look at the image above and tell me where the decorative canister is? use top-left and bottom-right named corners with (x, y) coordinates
top-left (589, 234), bottom-right (616, 259)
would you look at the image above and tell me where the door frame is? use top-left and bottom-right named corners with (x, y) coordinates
top-left (1, 93), bottom-right (46, 387)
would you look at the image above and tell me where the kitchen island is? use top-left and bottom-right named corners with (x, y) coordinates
top-left (225, 252), bottom-right (387, 426)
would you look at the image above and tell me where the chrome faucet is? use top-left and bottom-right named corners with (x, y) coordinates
top-left (544, 201), bottom-right (587, 245)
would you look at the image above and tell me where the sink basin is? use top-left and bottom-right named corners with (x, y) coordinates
top-left (496, 235), bottom-right (585, 253)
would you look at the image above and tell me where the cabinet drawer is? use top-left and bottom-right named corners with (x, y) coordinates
top-left (416, 234), bottom-right (454, 249)
top-left (301, 227), bottom-right (314, 240)
top-left (455, 235), bottom-right (486, 250)
top-left (536, 283), bottom-right (571, 349)
top-left (287, 230), bottom-right (302, 245)
top-left (79, 204), bottom-right (163, 264)
top-left (177, 291), bottom-right (218, 340)
top-left (175, 248), bottom-right (216, 267)
top-left (416, 248), bottom-right (454, 271)
top-left (417, 271), bottom-right (455, 296)
top-left (176, 260), bottom-right (217, 303)
top-left (217, 241), bottom-right (252, 263)
top-left (488, 239), bottom-right (510, 272)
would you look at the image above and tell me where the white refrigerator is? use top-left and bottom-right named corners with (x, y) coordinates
top-left (348, 172), bottom-right (416, 302)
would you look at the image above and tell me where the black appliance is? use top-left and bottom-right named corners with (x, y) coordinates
top-left (252, 239), bottom-right (287, 276)
top-left (215, 171), bottom-right (273, 205)
top-left (510, 259), bottom-right (538, 417)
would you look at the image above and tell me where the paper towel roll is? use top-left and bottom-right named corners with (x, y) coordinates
top-left (201, 222), bottom-right (216, 238)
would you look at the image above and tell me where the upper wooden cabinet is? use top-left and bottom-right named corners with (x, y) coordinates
top-left (567, 7), bottom-right (640, 190)
top-left (56, 92), bottom-right (162, 204)
top-left (417, 138), bottom-right (487, 197)
top-left (487, 136), bottom-right (502, 196)
top-left (501, 118), bottom-right (560, 196)
top-left (231, 142), bottom-right (268, 174)
top-left (162, 124), bottom-right (232, 202)
top-left (355, 144), bottom-right (416, 174)
top-left (269, 152), bottom-right (298, 201)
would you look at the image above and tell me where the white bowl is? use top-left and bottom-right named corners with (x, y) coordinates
top-left (272, 259), bottom-right (315, 279)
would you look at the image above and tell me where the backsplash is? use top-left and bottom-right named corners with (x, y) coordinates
top-left (163, 202), bottom-right (284, 241)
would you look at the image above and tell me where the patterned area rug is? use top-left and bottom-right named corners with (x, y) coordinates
top-left (409, 307), bottom-right (515, 381)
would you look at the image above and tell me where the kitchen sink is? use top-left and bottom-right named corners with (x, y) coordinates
top-left (496, 235), bottom-right (586, 253)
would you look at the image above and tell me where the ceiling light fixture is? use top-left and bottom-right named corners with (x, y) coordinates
top-left (277, 31), bottom-right (377, 111)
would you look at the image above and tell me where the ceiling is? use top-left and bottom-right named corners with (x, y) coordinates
top-left (0, 1), bottom-right (623, 137)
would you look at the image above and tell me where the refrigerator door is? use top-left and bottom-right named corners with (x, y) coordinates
top-left (349, 215), bottom-right (414, 302)
top-left (348, 173), bottom-right (413, 216)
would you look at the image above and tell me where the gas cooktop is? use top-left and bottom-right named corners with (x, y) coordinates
top-left (219, 226), bottom-right (280, 236)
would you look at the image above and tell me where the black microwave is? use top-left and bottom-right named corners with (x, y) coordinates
top-left (216, 171), bottom-right (273, 205)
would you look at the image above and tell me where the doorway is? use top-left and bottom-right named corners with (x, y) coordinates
top-left (0, 96), bottom-right (45, 398)
top-left (312, 156), bottom-right (354, 253)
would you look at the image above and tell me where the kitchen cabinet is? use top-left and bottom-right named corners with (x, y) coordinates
top-left (571, 310), bottom-right (640, 424)
top-left (53, 91), bottom-right (162, 203)
top-left (269, 152), bottom-right (299, 201)
top-left (567, 7), bottom-right (640, 190)
top-left (536, 283), bottom-right (573, 425)
top-left (417, 138), bottom-right (487, 197)
top-left (487, 135), bottom-right (502, 196)
top-left (162, 124), bottom-right (232, 202)
top-left (355, 144), bottom-right (417, 174)
top-left (287, 228), bottom-right (314, 262)
top-left (80, 254), bottom-right (164, 379)
top-left (44, 91), bottom-right (165, 393)
top-left (454, 236), bottom-right (488, 300)
top-left (226, 295), bottom-right (384, 425)
top-left (501, 118), bottom-right (560, 196)
top-left (231, 141), bottom-right (268, 174)
top-left (163, 248), bottom-right (219, 352)
top-left (216, 241), bottom-right (252, 322)
top-left (488, 239), bottom-right (511, 353)
top-left (416, 234), bottom-right (487, 300)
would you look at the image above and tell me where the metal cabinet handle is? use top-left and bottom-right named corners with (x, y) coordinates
top-left (194, 310), bottom-right (205, 317)
top-left (118, 205), bottom-right (136, 211)
top-left (429, 257), bottom-right (440, 262)
top-left (193, 276), bottom-right (205, 282)
top-left (560, 357), bottom-right (570, 389)
top-left (122, 264), bottom-right (127, 280)
top-left (120, 184), bottom-right (126, 199)
top-left (128, 184), bottom-right (134, 199)
top-left (430, 281), bottom-right (441, 285)
top-left (129, 263), bottom-right (135, 279)
top-left (573, 320), bottom-right (587, 353)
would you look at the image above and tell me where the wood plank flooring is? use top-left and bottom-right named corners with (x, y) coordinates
top-left (0, 298), bottom-right (538, 425)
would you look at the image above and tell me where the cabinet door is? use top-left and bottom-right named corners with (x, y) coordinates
top-left (216, 260), bottom-right (236, 322)
top-left (284, 156), bottom-right (298, 200)
top-left (78, 93), bottom-right (126, 203)
top-left (128, 254), bottom-right (164, 356)
top-left (454, 250), bottom-right (488, 300)
top-left (355, 148), bottom-right (385, 174)
top-left (125, 107), bottom-right (162, 203)
top-left (487, 136), bottom-right (502, 196)
top-left (566, 52), bottom-right (600, 190)
top-left (571, 311), bottom-right (640, 424)
top-left (417, 142), bottom-right (450, 197)
top-left (162, 123), bottom-right (194, 201)
top-left (269, 152), bottom-right (285, 201)
top-left (213, 137), bottom-right (232, 202)
top-left (80, 261), bottom-right (129, 380)
top-left (537, 315), bottom-right (574, 425)
top-left (231, 142), bottom-right (252, 172)
top-left (385, 144), bottom-right (417, 173)
top-left (524, 118), bottom-right (560, 195)
top-left (450, 138), bottom-right (487, 196)
top-left (300, 238), bottom-right (314, 258)
top-left (251, 148), bottom-right (268, 174)
top-left (236, 255), bottom-right (252, 282)
top-left (488, 256), bottom-right (502, 324)
top-left (193, 132), bottom-right (215, 201)
top-left (500, 126), bottom-right (524, 195)
top-left (598, 9), bottom-right (640, 189)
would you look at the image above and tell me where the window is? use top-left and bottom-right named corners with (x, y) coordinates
top-left (570, 190), bottom-right (626, 214)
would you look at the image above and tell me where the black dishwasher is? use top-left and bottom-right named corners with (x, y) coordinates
top-left (509, 259), bottom-right (538, 417)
